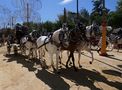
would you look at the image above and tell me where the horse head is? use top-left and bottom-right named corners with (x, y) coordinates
top-left (29, 30), bottom-right (41, 42)
top-left (69, 22), bottom-right (86, 42)
top-left (86, 24), bottom-right (100, 39)
top-left (52, 28), bottom-right (69, 48)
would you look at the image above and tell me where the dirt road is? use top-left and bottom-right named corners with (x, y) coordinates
top-left (0, 46), bottom-right (122, 90)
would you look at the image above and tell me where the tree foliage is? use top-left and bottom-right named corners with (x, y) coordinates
top-left (107, 0), bottom-right (122, 28)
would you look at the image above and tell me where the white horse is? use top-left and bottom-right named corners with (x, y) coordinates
top-left (86, 24), bottom-right (100, 38)
top-left (108, 33), bottom-right (122, 51)
top-left (20, 36), bottom-right (37, 59)
top-left (36, 35), bottom-right (60, 72)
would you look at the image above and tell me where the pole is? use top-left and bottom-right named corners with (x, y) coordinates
top-left (11, 16), bottom-right (14, 29)
top-left (27, 3), bottom-right (29, 26)
top-left (100, 0), bottom-right (107, 56)
top-left (64, 8), bottom-right (67, 23)
top-left (27, 3), bottom-right (29, 23)
top-left (76, 0), bottom-right (79, 20)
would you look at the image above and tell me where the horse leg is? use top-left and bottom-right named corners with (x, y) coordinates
top-left (28, 49), bottom-right (31, 60)
top-left (67, 51), bottom-right (72, 66)
top-left (38, 48), bottom-right (43, 59)
top-left (117, 44), bottom-right (119, 52)
top-left (66, 52), bottom-right (72, 68)
top-left (78, 51), bottom-right (82, 68)
top-left (24, 46), bottom-right (26, 55)
top-left (60, 51), bottom-right (63, 59)
top-left (71, 52), bottom-right (77, 71)
top-left (88, 49), bottom-right (94, 64)
top-left (59, 52), bottom-right (62, 68)
top-left (28, 48), bottom-right (33, 60)
top-left (7, 45), bottom-right (11, 54)
top-left (21, 44), bottom-right (26, 55)
top-left (33, 48), bottom-right (37, 59)
top-left (49, 53), bottom-right (55, 70)
top-left (111, 44), bottom-right (114, 51)
top-left (35, 48), bottom-right (37, 58)
top-left (59, 51), bottom-right (62, 64)
top-left (97, 48), bottom-right (101, 54)
top-left (56, 49), bottom-right (60, 73)
top-left (59, 56), bottom-right (61, 64)
top-left (38, 49), bottom-right (41, 60)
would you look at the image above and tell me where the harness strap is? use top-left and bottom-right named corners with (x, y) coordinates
top-left (44, 37), bottom-right (48, 52)
top-left (38, 40), bottom-right (50, 49)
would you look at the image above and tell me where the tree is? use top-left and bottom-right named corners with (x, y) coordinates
top-left (92, 0), bottom-right (103, 15)
top-left (107, 0), bottom-right (122, 28)
top-left (116, 0), bottom-right (122, 11)
top-left (91, 0), bottom-right (109, 25)
top-left (57, 9), bottom-right (90, 29)
top-left (79, 9), bottom-right (90, 25)
top-left (11, 0), bottom-right (42, 23)
top-left (42, 21), bottom-right (55, 32)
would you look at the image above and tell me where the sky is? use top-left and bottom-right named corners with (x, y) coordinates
top-left (0, 0), bottom-right (118, 23)
top-left (41, 0), bottom-right (117, 22)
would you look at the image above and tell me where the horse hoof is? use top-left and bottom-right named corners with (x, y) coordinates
top-left (57, 71), bottom-right (60, 74)
top-left (74, 68), bottom-right (78, 72)
top-left (53, 69), bottom-right (60, 74)
top-left (79, 65), bottom-right (82, 68)
top-left (59, 65), bottom-right (62, 68)
top-left (66, 65), bottom-right (69, 68)
top-left (89, 61), bottom-right (92, 64)
top-left (59, 61), bottom-right (61, 64)
top-left (69, 62), bottom-right (72, 66)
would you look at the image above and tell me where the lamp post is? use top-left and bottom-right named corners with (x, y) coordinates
top-left (100, 0), bottom-right (107, 56)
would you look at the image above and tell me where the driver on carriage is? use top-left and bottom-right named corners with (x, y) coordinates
top-left (15, 24), bottom-right (29, 44)
top-left (21, 25), bottom-right (29, 36)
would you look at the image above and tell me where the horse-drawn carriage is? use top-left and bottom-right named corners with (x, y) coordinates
top-left (6, 25), bottom-right (28, 55)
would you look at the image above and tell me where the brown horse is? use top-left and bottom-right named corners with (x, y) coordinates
top-left (52, 23), bottom-right (91, 71)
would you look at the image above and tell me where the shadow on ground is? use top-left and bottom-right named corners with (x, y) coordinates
top-left (81, 52), bottom-right (122, 72)
top-left (4, 54), bottom-right (70, 90)
top-left (117, 65), bottom-right (122, 68)
top-left (36, 67), bottom-right (122, 90)
top-left (104, 55), bottom-right (122, 61)
top-left (4, 53), bottom-right (41, 71)
top-left (3, 53), bottom-right (122, 90)
top-left (102, 69), bottom-right (122, 77)
top-left (58, 68), bottom-right (122, 90)
top-left (36, 69), bottom-right (70, 90)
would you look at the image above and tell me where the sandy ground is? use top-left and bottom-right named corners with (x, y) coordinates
top-left (0, 45), bottom-right (122, 90)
